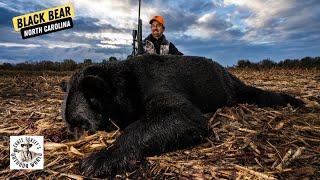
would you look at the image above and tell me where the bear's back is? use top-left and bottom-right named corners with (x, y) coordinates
top-left (126, 55), bottom-right (242, 112)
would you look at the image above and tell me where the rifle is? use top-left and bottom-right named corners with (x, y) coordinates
top-left (132, 0), bottom-right (143, 56)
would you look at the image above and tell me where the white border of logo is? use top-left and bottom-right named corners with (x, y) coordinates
top-left (10, 136), bottom-right (44, 169)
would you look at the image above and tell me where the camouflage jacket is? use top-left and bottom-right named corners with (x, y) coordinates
top-left (142, 34), bottom-right (183, 55)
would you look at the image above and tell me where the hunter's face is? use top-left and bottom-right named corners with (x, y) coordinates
top-left (151, 21), bottom-right (164, 39)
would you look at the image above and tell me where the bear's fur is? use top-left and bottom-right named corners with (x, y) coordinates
top-left (62, 54), bottom-right (304, 177)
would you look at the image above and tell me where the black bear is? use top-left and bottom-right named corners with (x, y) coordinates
top-left (62, 54), bottom-right (304, 177)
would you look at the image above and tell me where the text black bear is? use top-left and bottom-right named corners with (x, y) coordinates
top-left (62, 55), bottom-right (304, 177)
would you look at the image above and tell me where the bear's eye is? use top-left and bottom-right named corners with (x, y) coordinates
top-left (89, 98), bottom-right (103, 112)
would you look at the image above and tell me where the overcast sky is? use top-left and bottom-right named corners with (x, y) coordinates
top-left (0, 0), bottom-right (319, 66)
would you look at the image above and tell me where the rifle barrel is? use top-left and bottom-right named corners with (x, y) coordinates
top-left (138, 0), bottom-right (141, 20)
top-left (132, 0), bottom-right (143, 56)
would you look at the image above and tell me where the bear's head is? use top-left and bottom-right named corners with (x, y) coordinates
top-left (62, 64), bottom-right (139, 139)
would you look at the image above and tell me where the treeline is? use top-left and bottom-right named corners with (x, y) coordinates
top-left (0, 57), bottom-right (118, 71)
top-left (1, 56), bottom-right (319, 71)
top-left (236, 56), bottom-right (320, 69)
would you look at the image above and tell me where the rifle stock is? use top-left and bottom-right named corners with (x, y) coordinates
top-left (137, 19), bottom-right (143, 54)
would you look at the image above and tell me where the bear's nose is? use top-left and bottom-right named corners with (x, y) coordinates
top-left (81, 123), bottom-right (90, 130)
top-left (73, 127), bottom-right (85, 139)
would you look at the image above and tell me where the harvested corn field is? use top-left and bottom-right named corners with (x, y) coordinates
top-left (0, 69), bottom-right (319, 179)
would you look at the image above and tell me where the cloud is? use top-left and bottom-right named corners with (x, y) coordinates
top-left (0, 6), bottom-right (20, 27)
top-left (73, 17), bottom-right (127, 33)
top-left (37, 40), bottom-right (92, 49)
top-left (184, 12), bottom-right (244, 40)
top-left (224, 0), bottom-right (320, 45)
top-left (0, 42), bottom-right (41, 48)
top-left (69, 0), bottom-right (138, 29)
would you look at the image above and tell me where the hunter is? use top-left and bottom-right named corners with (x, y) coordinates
top-left (143, 15), bottom-right (183, 55)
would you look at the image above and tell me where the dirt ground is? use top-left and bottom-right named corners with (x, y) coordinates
top-left (0, 69), bottom-right (319, 179)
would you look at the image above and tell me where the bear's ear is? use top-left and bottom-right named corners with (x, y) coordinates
top-left (60, 81), bottom-right (68, 92)
top-left (79, 75), bottom-right (111, 98)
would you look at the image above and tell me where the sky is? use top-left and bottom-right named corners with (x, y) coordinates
top-left (0, 0), bottom-right (319, 66)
